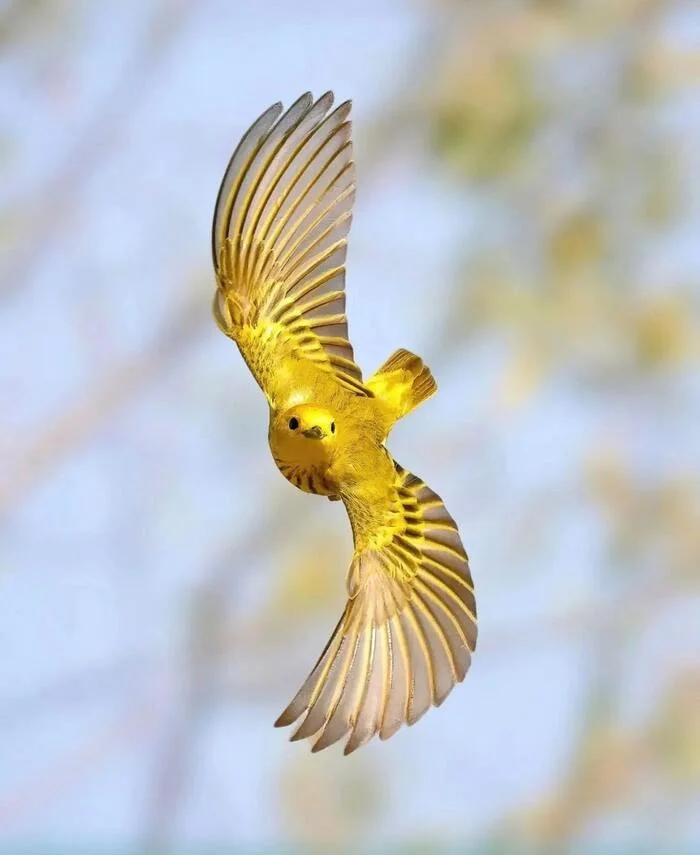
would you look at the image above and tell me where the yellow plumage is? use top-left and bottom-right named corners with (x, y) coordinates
top-left (211, 92), bottom-right (477, 754)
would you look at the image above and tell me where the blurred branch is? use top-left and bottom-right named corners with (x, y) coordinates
top-left (0, 468), bottom-right (311, 833)
top-left (505, 583), bottom-right (692, 848)
top-left (0, 0), bottom-right (48, 44)
top-left (0, 550), bottom-right (687, 829)
top-left (0, 651), bottom-right (154, 729)
top-left (0, 684), bottom-right (164, 829)
top-left (140, 710), bottom-right (198, 854)
top-left (0, 289), bottom-right (208, 515)
top-left (1, 0), bottom-right (194, 299)
top-left (137, 484), bottom-right (302, 848)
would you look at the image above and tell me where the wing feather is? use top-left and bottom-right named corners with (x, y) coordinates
top-left (211, 102), bottom-right (284, 266)
top-left (211, 92), bottom-right (369, 404)
top-left (275, 458), bottom-right (477, 754)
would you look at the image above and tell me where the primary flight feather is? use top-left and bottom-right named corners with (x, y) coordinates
top-left (211, 91), bottom-right (477, 754)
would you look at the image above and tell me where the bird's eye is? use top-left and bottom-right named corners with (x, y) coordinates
top-left (330, 421), bottom-right (335, 434)
top-left (288, 417), bottom-right (299, 431)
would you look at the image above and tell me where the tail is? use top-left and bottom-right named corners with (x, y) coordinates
top-left (366, 348), bottom-right (437, 424)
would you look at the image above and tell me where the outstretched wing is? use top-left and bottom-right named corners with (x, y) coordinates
top-left (211, 91), bottom-right (369, 404)
top-left (275, 457), bottom-right (477, 754)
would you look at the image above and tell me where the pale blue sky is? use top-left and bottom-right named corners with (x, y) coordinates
top-left (1, 0), bottom-right (698, 849)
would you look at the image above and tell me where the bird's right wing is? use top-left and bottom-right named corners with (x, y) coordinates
top-left (275, 458), bottom-right (477, 754)
top-left (211, 91), bottom-right (370, 404)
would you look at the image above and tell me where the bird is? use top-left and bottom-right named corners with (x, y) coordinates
top-left (210, 91), bottom-right (477, 754)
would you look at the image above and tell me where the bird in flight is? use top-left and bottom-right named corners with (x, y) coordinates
top-left (210, 92), bottom-right (477, 754)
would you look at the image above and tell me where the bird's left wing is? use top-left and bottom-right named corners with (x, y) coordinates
top-left (275, 457), bottom-right (477, 754)
top-left (212, 91), bottom-right (369, 403)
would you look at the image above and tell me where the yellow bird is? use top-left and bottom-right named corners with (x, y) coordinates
top-left (211, 92), bottom-right (477, 754)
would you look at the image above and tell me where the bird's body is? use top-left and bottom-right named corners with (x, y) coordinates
top-left (211, 92), bottom-right (477, 754)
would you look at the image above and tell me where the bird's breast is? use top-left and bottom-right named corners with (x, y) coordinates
top-left (272, 455), bottom-right (337, 497)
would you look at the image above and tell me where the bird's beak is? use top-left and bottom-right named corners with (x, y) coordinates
top-left (302, 425), bottom-right (324, 440)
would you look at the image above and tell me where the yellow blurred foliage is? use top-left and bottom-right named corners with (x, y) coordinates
top-left (518, 723), bottom-right (641, 845)
top-left (278, 750), bottom-right (382, 848)
top-left (634, 296), bottom-right (695, 366)
top-left (588, 453), bottom-right (700, 585)
top-left (269, 534), bottom-right (346, 619)
top-left (550, 214), bottom-right (605, 276)
top-left (650, 668), bottom-right (700, 788)
top-left (427, 7), bottom-right (546, 179)
top-left (499, 346), bottom-right (545, 409)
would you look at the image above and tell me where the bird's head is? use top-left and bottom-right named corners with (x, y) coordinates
top-left (269, 404), bottom-right (338, 466)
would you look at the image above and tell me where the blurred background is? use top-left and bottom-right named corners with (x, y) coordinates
top-left (1, 0), bottom-right (699, 852)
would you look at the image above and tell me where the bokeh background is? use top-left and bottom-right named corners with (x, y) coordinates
top-left (1, 0), bottom-right (699, 852)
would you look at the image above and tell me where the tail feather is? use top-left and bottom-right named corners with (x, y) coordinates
top-left (367, 348), bottom-right (437, 424)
